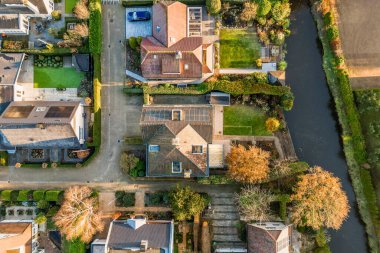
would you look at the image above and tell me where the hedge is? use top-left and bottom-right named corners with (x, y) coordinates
top-left (89, 0), bottom-right (102, 54)
top-left (33, 190), bottom-right (46, 201)
top-left (0, 151), bottom-right (8, 166)
top-left (0, 47), bottom-right (88, 55)
top-left (312, 3), bottom-right (379, 252)
top-left (1, 190), bottom-right (18, 201)
top-left (197, 175), bottom-right (235, 184)
top-left (17, 190), bottom-right (32, 202)
top-left (92, 54), bottom-right (102, 147)
top-left (45, 190), bottom-right (63, 202)
top-left (276, 194), bottom-right (290, 221)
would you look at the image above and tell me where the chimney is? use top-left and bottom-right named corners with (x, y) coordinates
top-left (175, 51), bottom-right (182, 59)
top-left (140, 240), bottom-right (148, 252)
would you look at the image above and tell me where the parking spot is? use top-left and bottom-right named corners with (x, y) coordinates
top-left (125, 7), bottom-right (153, 39)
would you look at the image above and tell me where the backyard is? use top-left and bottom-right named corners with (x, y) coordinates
top-left (34, 67), bottom-right (84, 88)
top-left (219, 28), bottom-right (261, 68)
top-left (65, 0), bottom-right (77, 14)
top-left (223, 105), bottom-right (270, 136)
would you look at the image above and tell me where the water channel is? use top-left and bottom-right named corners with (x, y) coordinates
top-left (285, 0), bottom-right (368, 252)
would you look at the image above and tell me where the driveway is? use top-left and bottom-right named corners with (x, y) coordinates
top-left (125, 7), bottom-right (152, 39)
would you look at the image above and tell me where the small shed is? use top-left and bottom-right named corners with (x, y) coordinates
top-left (72, 54), bottom-right (90, 72)
top-left (207, 92), bottom-right (230, 106)
top-left (268, 71), bottom-right (286, 86)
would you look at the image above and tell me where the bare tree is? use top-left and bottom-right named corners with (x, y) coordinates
top-left (72, 23), bottom-right (89, 37)
top-left (235, 185), bottom-right (275, 222)
top-left (53, 186), bottom-right (104, 243)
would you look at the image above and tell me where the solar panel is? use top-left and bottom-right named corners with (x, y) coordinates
top-left (3, 106), bottom-right (34, 118)
top-left (45, 106), bottom-right (75, 118)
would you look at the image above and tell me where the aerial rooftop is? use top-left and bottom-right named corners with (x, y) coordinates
top-left (0, 53), bottom-right (24, 85)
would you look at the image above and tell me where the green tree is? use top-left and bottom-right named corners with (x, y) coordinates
top-left (206, 0), bottom-right (221, 15)
top-left (257, 0), bottom-right (271, 17)
top-left (169, 185), bottom-right (207, 221)
top-left (271, 2), bottom-right (291, 22)
top-left (240, 2), bottom-right (258, 22)
top-left (35, 214), bottom-right (47, 224)
top-left (37, 200), bottom-right (50, 210)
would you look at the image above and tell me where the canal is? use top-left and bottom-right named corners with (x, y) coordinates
top-left (285, 0), bottom-right (369, 252)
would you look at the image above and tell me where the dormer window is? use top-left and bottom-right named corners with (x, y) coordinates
top-left (156, 26), bottom-right (161, 33)
top-left (153, 54), bottom-right (158, 59)
top-left (172, 161), bottom-right (182, 173)
top-left (192, 145), bottom-right (203, 154)
top-left (170, 37), bottom-right (176, 43)
top-left (184, 64), bottom-right (189, 70)
top-left (172, 110), bottom-right (182, 121)
top-left (149, 145), bottom-right (160, 152)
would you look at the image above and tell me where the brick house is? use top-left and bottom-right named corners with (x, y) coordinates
top-left (140, 1), bottom-right (214, 80)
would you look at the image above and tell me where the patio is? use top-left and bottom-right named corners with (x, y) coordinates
top-left (125, 7), bottom-right (152, 39)
top-left (29, 17), bottom-right (65, 48)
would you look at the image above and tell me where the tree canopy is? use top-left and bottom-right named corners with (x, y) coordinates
top-left (291, 167), bottom-right (350, 230)
top-left (54, 186), bottom-right (104, 243)
top-left (169, 185), bottom-right (207, 221)
top-left (271, 2), bottom-right (291, 22)
top-left (206, 0), bottom-right (221, 15)
top-left (240, 2), bottom-right (258, 22)
top-left (227, 145), bottom-right (270, 183)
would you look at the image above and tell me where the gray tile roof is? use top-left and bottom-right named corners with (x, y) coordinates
top-left (107, 220), bottom-right (172, 251)
top-left (0, 14), bottom-right (19, 29)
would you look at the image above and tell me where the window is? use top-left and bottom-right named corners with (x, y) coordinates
top-left (149, 145), bottom-right (160, 152)
top-left (276, 236), bottom-right (290, 252)
top-left (172, 110), bottom-right (182, 121)
top-left (184, 64), bottom-right (189, 70)
top-left (172, 161), bottom-right (182, 173)
top-left (156, 26), bottom-right (161, 33)
top-left (170, 37), bottom-right (176, 43)
top-left (153, 54), bottom-right (158, 59)
top-left (192, 145), bottom-right (203, 154)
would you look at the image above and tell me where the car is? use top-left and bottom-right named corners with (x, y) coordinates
top-left (127, 11), bottom-right (151, 22)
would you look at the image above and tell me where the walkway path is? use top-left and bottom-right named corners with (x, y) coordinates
top-left (219, 63), bottom-right (277, 74)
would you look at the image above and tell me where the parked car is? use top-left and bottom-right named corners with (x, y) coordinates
top-left (127, 11), bottom-right (151, 21)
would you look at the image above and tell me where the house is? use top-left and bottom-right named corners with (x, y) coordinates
top-left (140, 104), bottom-right (215, 177)
top-left (0, 101), bottom-right (85, 153)
top-left (247, 222), bottom-right (292, 253)
top-left (91, 218), bottom-right (174, 253)
top-left (140, 1), bottom-right (214, 80)
top-left (0, 220), bottom-right (40, 253)
top-left (0, 0), bottom-right (54, 36)
top-left (0, 53), bottom-right (24, 111)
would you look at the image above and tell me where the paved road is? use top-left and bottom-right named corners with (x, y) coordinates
top-left (0, 4), bottom-right (138, 184)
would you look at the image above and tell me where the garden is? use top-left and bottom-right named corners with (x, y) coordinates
top-left (219, 28), bottom-right (261, 68)
top-left (126, 36), bottom-right (142, 74)
top-left (33, 55), bottom-right (85, 88)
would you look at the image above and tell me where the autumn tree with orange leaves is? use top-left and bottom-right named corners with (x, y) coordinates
top-left (291, 166), bottom-right (349, 230)
top-left (54, 186), bottom-right (104, 243)
top-left (227, 145), bottom-right (270, 184)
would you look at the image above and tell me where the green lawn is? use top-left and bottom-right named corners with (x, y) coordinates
top-left (65, 0), bottom-right (77, 13)
top-left (62, 238), bottom-right (86, 253)
top-left (34, 67), bottom-right (84, 88)
top-left (220, 29), bottom-right (261, 68)
top-left (223, 105), bottom-right (271, 136)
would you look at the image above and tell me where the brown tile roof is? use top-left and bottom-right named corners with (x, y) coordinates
top-left (162, 57), bottom-right (180, 74)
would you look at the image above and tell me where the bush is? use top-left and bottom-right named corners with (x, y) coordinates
top-left (197, 175), bottom-right (234, 184)
top-left (206, 0), bottom-right (221, 15)
top-left (33, 190), bottom-right (46, 201)
top-left (326, 26), bottom-right (339, 41)
top-left (129, 160), bottom-right (145, 177)
top-left (1, 190), bottom-right (18, 201)
top-left (146, 192), bottom-right (170, 207)
top-left (277, 60), bottom-right (287, 71)
top-left (115, 191), bottom-right (135, 207)
top-left (37, 200), bottom-right (50, 210)
top-left (47, 206), bottom-right (60, 217)
top-left (323, 12), bottom-right (334, 26)
top-left (257, 0), bottom-right (271, 17)
top-left (17, 190), bottom-right (32, 202)
top-left (45, 190), bottom-right (63, 202)
top-left (265, 117), bottom-right (280, 132)
top-left (0, 151), bottom-right (8, 166)
top-left (35, 214), bottom-right (47, 224)
top-left (89, 0), bottom-right (102, 54)
top-left (52, 10), bottom-right (61, 20)
top-left (120, 152), bottom-right (139, 174)
top-left (280, 92), bottom-right (294, 111)
top-left (128, 37), bottom-right (138, 50)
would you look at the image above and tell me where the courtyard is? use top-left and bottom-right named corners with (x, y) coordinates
top-left (223, 105), bottom-right (271, 136)
top-left (219, 28), bottom-right (261, 68)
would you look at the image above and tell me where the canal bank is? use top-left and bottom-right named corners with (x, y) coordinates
top-left (284, 0), bottom-right (368, 252)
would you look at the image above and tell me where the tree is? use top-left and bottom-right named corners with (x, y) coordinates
top-left (240, 2), bottom-right (258, 22)
top-left (169, 185), bottom-right (207, 221)
top-left (265, 117), bottom-right (280, 132)
top-left (53, 186), bottom-right (104, 243)
top-left (51, 10), bottom-right (61, 20)
top-left (120, 152), bottom-right (139, 174)
top-left (235, 185), bottom-right (274, 221)
top-left (72, 23), bottom-right (89, 37)
top-left (271, 2), bottom-right (291, 22)
top-left (291, 167), bottom-right (349, 230)
top-left (206, 0), bottom-right (221, 15)
top-left (257, 0), bottom-right (271, 17)
top-left (226, 145), bottom-right (270, 184)
top-left (74, 0), bottom-right (90, 20)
